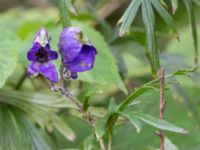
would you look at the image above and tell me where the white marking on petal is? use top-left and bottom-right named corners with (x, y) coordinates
top-left (34, 28), bottom-right (49, 46)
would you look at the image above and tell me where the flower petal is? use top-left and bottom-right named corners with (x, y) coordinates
top-left (40, 62), bottom-right (58, 83)
top-left (44, 44), bottom-right (58, 61)
top-left (27, 62), bottom-right (40, 77)
top-left (27, 42), bottom-right (41, 61)
top-left (59, 27), bottom-right (83, 63)
top-left (33, 27), bottom-right (49, 46)
top-left (66, 44), bottom-right (97, 72)
top-left (48, 51), bottom-right (58, 61)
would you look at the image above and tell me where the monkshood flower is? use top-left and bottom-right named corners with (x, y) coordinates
top-left (59, 27), bottom-right (97, 79)
top-left (27, 27), bottom-right (58, 83)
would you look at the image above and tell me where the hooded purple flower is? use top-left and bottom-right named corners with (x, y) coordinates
top-left (27, 27), bottom-right (58, 83)
top-left (59, 27), bottom-right (97, 79)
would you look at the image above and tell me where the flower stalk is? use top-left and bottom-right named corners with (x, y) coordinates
top-left (158, 67), bottom-right (166, 150)
top-left (51, 85), bottom-right (83, 112)
top-left (59, 0), bottom-right (71, 27)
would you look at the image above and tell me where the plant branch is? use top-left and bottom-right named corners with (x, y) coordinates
top-left (158, 67), bottom-right (166, 150)
top-left (51, 85), bottom-right (83, 112)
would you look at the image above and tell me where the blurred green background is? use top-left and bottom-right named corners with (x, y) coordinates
top-left (0, 0), bottom-right (200, 150)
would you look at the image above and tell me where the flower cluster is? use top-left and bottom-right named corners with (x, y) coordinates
top-left (27, 27), bottom-right (97, 83)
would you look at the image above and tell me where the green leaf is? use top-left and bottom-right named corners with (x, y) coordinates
top-left (106, 68), bottom-right (195, 132)
top-left (83, 135), bottom-right (95, 150)
top-left (136, 113), bottom-right (188, 134)
top-left (171, 0), bottom-right (178, 14)
top-left (112, 41), bottom-right (150, 77)
top-left (159, 0), bottom-right (167, 7)
top-left (0, 29), bottom-right (21, 89)
top-left (164, 137), bottom-right (179, 150)
top-left (172, 67), bottom-right (197, 76)
top-left (71, 20), bottom-right (127, 94)
top-left (94, 98), bottom-right (117, 140)
top-left (183, 0), bottom-right (198, 64)
top-left (0, 91), bottom-right (76, 141)
top-left (108, 97), bottom-right (118, 115)
top-left (192, 0), bottom-right (200, 5)
top-left (94, 117), bottom-right (107, 140)
top-left (106, 79), bottom-right (160, 130)
top-left (150, 0), bottom-right (177, 35)
top-left (118, 0), bottom-right (142, 36)
top-left (51, 116), bottom-right (76, 141)
top-left (0, 106), bottom-right (52, 150)
top-left (17, 20), bottom-right (42, 40)
top-left (142, 0), bottom-right (160, 77)
top-left (118, 83), bottom-right (159, 111)
top-left (118, 111), bottom-right (142, 133)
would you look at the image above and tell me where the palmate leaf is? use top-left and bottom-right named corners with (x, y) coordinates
top-left (183, 0), bottom-right (198, 64)
top-left (150, 0), bottom-right (177, 35)
top-left (105, 67), bottom-right (196, 137)
top-left (0, 106), bottom-right (52, 150)
top-left (118, 0), bottom-right (142, 36)
top-left (142, 0), bottom-right (160, 77)
top-left (0, 91), bottom-right (76, 142)
top-left (94, 67), bottom-right (196, 140)
top-left (118, 0), bottom-right (177, 34)
top-left (118, 0), bottom-right (177, 77)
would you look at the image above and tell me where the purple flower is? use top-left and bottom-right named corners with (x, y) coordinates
top-left (27, 27), bottom-right (58, 83)
top-left (59, 27), bottom-right (97, 79)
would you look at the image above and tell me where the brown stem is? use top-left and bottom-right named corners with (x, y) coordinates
top-left (159, 67), bottom-right (166, 150)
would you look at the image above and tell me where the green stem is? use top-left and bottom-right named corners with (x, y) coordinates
top-left (59, 0), bottom-right (71, 27)
top-left (108, 130), bottom-right (113, 150)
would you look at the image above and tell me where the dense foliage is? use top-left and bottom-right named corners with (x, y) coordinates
top-left (0, 0), bottom-right (200, 150)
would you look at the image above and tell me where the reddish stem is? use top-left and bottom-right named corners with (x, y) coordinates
top-left (159, 67), bottom-right (165, 150)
